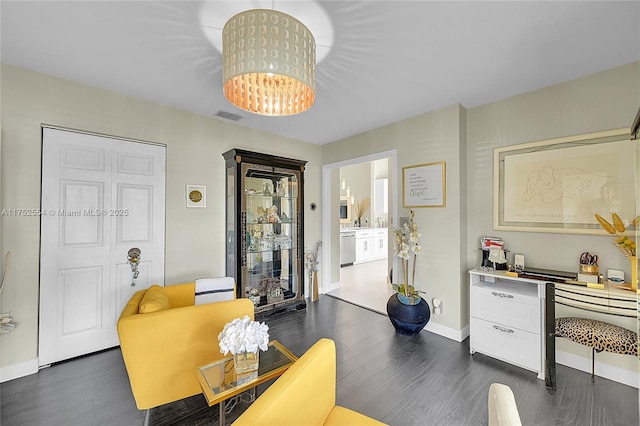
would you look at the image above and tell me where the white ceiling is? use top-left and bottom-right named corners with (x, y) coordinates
top-left (2, 1), bottom-right (639, 145)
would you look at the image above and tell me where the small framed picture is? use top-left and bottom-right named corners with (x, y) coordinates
top-left (402, 161), bottom-right (446, 208)
top-left (186, 185), bottom-right (206, 208)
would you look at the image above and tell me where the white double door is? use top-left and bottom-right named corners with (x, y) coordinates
top-left (39, 128), bottom-right (166, 366)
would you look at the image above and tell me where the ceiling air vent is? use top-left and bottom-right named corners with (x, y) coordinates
top-left (215, 110), bottom-right (242, 121)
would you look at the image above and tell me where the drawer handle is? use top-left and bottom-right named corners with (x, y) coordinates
top-left (493, 325), bottom-right (514, 334)
top-left (491, 291), bottom-right (514, 299)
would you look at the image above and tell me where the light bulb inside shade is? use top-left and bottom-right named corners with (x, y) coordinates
top-left (222, 9), bottom-right (316, 116)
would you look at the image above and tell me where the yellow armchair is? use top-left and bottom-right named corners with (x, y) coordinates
top-left (117, 282), bottom-right (254, 414)
top-left (233, 338), bottom-right (386, 425)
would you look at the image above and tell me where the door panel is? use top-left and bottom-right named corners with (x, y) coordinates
top-left (40, 127), bottom-right (165, 366)
top-left (117, 151), bottom-right (155, 175)
top-left (117, 184), bottom-right (152, 243)
top-left (61, 145), bottom-right (105, 171)
top-left (60, 181), bottom-right (104, 246)
top-left (60, 266), bottom-right (103, 335)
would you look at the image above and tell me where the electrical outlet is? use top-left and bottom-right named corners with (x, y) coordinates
top-left (432, 297), bottom-right (443, 316)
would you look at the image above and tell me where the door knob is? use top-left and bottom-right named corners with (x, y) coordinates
top-left (127, 248), bottom-right (141, 286)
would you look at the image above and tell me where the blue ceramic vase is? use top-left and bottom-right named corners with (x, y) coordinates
top-left (386, 293), bottom-right (431, 335)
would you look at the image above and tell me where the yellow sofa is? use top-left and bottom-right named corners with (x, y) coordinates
top-left (117, 282), bottom-right (254, 415)
top-left (233, 338), bottom-right (386, 425)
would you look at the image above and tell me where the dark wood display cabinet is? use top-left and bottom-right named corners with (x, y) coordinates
top-left (223, 149), bottom-right (307, 315)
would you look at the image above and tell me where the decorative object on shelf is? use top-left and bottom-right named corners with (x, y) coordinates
top-left (260, 277), bottom-right (284, 303)
top-left (353, 197), bottom-right (370, 228)
top-left (594, 213), bottom-right (638, 290)
top-left (222, 9), bottom-right (315, 116)
top-left (267, 205), bottom-right (280, 223)
top-left (186, 184), bottom-right (206, 208)
top-left (248, 288), bottom-right (261, 306)
top-left (218, 315), bottom-right (269, 373)
top-left (304, 240), bottom-right (322, 302)
top-left (387, 210), bottom-right (430, 335)
top-left (263, 182), bottom-right (272, 195)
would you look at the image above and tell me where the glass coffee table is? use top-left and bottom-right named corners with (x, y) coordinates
top-left (195, 340), bottom-right (298, 426)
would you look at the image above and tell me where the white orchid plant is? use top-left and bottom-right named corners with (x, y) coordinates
top-left (392, 210), bottom-right (424, 300)
top-left (218, 315), bottom-right (270, 355)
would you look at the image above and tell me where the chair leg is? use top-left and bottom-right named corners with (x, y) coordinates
top-left (591, 347), bottom-right (595, 383)
top-left (144, 409), bottom-right (151, 426)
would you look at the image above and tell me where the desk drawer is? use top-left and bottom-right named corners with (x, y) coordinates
top-left (470, 285), bottom-right (540, 333)
top-left (470, 318), bottom-right (540, 372)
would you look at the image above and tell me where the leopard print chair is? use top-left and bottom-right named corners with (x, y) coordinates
top-left (555, 317), bottom-right (638, 382)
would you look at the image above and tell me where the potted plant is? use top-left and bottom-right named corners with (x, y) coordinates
top-left (353, 197), bottom-right (370, 227)
top-left (386, 210), bottom-right (431, 335)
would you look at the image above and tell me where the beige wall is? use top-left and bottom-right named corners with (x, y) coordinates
top-left (322, 62), bottom-right (639, 375)
top-left (323, 103), bottom-right (467, 331)
top-left (466, 61), bottom-right (640, 375)
top-left (0, 64), bottom-right (322, 370)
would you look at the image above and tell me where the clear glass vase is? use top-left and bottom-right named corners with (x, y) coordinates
top-left (233, 351), bottom-right (259, 374)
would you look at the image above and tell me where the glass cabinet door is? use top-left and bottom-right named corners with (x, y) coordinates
top-left (241, 162), bottom-right (301, 309)
top-left (226, 165), bottom-right (236, 283)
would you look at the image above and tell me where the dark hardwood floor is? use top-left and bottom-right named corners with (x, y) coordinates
top-left (1, 295), bottom-right (638, 425)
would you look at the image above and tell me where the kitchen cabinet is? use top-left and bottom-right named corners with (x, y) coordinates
top-left (354, 228), bottom-right (387, 264)
top-left (355, 230), bottom-right (374, 264)
top-left (373, 229), bottom-right (388, 258)
top-left (223, 149), bottom-right (306, 315)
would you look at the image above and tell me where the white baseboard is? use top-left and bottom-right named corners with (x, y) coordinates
top-left (425, 320), bottom-right (470, 343)
top-left (0, 358), bottom-right (38, 383)
top-left (556, 350), bottom-right (640, 389)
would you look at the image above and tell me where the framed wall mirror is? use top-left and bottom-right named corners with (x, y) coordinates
top-left (339, 196), bottom-right (351, 224)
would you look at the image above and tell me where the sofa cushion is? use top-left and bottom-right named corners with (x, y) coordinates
top-left (139, 285), bottom-right (170, 313)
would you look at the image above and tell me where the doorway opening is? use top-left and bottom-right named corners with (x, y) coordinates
top-left (321, 150), bottom-right (398, 314)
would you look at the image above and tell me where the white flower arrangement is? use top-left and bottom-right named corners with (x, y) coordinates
top-left (218, 315), bottom-right (270, 355)
top-left (304, 240), bottom-right (322, 272)
top-left (391, 210), bottom-right (423, 299)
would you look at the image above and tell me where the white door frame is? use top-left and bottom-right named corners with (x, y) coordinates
top-left (321, 149), bottom-right (398, 293)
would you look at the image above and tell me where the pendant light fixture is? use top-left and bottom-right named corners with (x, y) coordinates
top-left (222, 9), bottom-right (316, 116)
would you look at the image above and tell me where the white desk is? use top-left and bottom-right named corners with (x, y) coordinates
top-left (469, 268), bottom-right (637, 387)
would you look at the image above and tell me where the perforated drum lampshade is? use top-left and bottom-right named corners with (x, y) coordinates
top-left (222, 9), bottom-right (316, 116)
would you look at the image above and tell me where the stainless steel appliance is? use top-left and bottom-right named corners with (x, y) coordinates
top-left (340, 231), bottom-right (356, 267)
